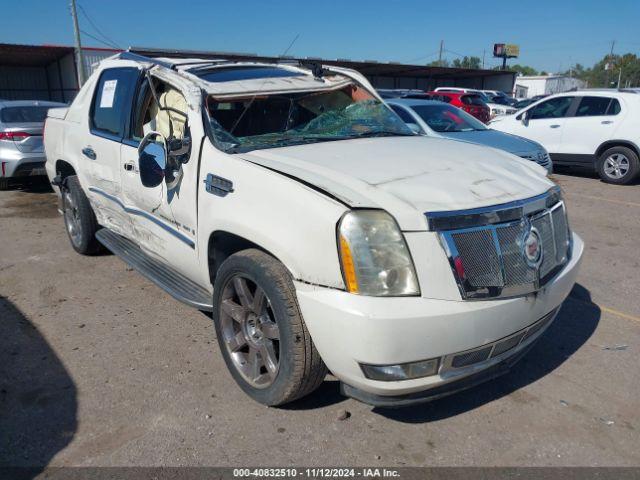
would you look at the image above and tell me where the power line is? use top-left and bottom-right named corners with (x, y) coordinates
top-left (77, 3), bottom-right (122, 50)
top-left (405, 51), bottom-right (440, 63)
top-left (79, 29), bottom-right (120, 50)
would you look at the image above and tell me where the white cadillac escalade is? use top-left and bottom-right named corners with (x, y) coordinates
top-left (44, 52), bottom-right (583, 407)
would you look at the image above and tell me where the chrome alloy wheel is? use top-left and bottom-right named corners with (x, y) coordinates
top-left (604, 153), bottom-right (630, 179)
top-left (219, 275), bottom-right (280, 388)
top-left (63, 189), bottom-right (83, 247)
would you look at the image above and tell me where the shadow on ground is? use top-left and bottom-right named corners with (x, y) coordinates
top-left (2, 177), bottom-right (54, 194)
top-left (0, 296), bottom-right (77, 472)
top-left (375, 283), bottom-right (600, 422)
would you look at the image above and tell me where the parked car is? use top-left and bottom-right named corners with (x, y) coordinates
top-left (387, 98), bottom-right (552, 172)
top-left (428, 91), bottom-right (491, 123)
top-left (513, 98), bottom-right (537, 110)
top-left (44, 53), bottom-right (582, 407)
top-left (513, 95), bottom-right (549, 110)
top-left (491, 90), bottom-right (640, 184)
top-left (434, 87), bottom-right (516, 117)
top-left (0, 100), bottom-right (67, 189)
top-left (483, 91), bottom-right (519, 107)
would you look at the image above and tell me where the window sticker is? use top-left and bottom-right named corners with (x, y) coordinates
top-left (99, 80), bottom-right (118, 108)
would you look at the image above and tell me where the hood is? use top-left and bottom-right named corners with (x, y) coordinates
top-left (241, 136), bottom-right (554, 231)
top-left (436, 129), bottom-right (544, 156)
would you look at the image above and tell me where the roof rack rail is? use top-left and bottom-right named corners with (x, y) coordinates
top-left (118, 51), bottom-right (177, 70)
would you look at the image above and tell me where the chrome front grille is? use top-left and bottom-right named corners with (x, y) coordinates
top-left (451, 229), bottom-right (501, 287)
top-left (428, 188), bottom-right (572, 300)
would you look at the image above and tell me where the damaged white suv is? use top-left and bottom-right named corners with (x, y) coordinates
top-left (44, 52), bottom-right (583, 407)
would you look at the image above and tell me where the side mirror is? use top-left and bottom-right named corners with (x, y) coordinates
top-left (406, 123), bottom-right (422, 134)
top-left (138, 132), bottom-right (167, 188)
top-left (521, 110), bottom-right (530, 126)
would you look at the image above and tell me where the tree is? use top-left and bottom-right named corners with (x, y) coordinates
top-left (509, 64), bottom-right (538, 76)
top-left (452, 56), bottom-right (482, 69)
top-left (427, 59), bottom-right (450, 67)
top-left (561, 54), bottom-right (640, 87)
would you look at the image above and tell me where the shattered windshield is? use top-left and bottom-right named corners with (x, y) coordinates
top-left (205, 83), bottom-right (414, 152)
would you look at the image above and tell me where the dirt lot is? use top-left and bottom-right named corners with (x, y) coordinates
top-left (1, 172), bottom-right (639, 468)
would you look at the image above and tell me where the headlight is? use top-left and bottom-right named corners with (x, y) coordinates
top-left (337, 210), bottom-right (420, 296)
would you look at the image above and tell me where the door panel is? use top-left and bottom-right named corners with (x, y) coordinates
top-left (81, 67), bottom-right (140, 237)
top-left (512, 96), bottom-right (575, 153)
top-left (119, 77), bottom-right (201, 279)
top-left (558, 97), bottom-right (625, 156)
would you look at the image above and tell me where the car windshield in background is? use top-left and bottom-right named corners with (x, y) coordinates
top-left (0, 106), bottom-right (50, 123)
top-left (461, 95), bottom-right (486, 106)
top-left (206, 83), bottom-right (414, 152)
top-left (488, 95), bottom-right (511, 105)
top-left (411, 104), bottom-right (488, 132)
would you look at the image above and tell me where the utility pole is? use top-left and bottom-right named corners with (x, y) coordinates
top-left (617, 66), bottom-right (622, 89)
top-left (70, 0), bottom-right (86, 86)
top-left (605, 40), bottom-right (615, 88)
top-left (482, 49), bottom-right (485, 69)
top-left (438, 40), bottom-right (444, 67)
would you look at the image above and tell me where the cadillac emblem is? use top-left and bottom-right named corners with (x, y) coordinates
top-left (523, 227), bottom-right (543, 268)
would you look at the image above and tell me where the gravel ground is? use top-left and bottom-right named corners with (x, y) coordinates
top-left (0, 172), bottom-right (639, 468)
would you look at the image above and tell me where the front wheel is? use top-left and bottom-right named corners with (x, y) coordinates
top-left (212, 249), bottom-right (327, 406)
top-left (597, 146), bottom-right (640, 185)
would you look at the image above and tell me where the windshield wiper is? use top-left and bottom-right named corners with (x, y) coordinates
top-left (226, 134), bottom-right (350, 153)
top-left (349, 130), bottom-right (415, 139)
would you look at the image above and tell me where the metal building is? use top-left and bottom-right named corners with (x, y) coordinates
top-left (514, 75), bottom-right (586, 99)
top-left (0, 43), bottom-right (116, 102)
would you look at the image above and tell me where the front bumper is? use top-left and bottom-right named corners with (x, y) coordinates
top-left (295, 232), bottom-right (583, 403)
top-left (341, 339), bottom-right (536, 408)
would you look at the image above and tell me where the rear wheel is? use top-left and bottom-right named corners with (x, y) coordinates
top-left (212, 249), bottom-right (327, 406)
top-left (62, 175), bottom-right (101, 255)
top-left (597, 146), bottom-right (640, 185)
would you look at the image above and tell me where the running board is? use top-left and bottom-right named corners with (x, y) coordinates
top-left (96, 229), bottom-right (213, 311)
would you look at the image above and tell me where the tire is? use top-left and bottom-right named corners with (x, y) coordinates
top-left (0, 178), bottom-right (9, 190)
top-left (62, 175), bottom-right (101, 255)
top-left (212, 249), bottom-right (327, 406)
top-left (597, 146), bottom-right (640, 185)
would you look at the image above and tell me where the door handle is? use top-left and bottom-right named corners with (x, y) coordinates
top-left (601, 120), bottom-right (614, 125)
top-left (123, 162), bottom-right (136, 172)
top-left (82, 147), bottom-right (96, 160)
top-left (550, 124), bottom-right (561, 129)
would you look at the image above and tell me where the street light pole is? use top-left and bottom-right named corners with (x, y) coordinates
top-left (70, 0), bottom-right (86, 86)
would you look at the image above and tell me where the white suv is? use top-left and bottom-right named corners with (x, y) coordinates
top-left (491, 90), bottom-right (640, 184)
top-left (44, 53), bottom-right (582, 407)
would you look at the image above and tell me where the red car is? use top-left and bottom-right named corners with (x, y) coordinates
top-left (427, 91), bottom-right (490, 123)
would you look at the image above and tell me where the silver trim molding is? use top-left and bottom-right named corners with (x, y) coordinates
top-left (88, 187), bottom-right (195, 249)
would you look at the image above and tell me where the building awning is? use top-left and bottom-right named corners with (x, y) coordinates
top-left (0, 43), bottom-right (74, 67)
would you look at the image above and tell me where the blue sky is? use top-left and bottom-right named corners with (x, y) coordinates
top-left (2, 0), bottom-right (639, 72)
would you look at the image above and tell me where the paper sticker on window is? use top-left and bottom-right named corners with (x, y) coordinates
top-left (99, 80), bottom-right (118, 108)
